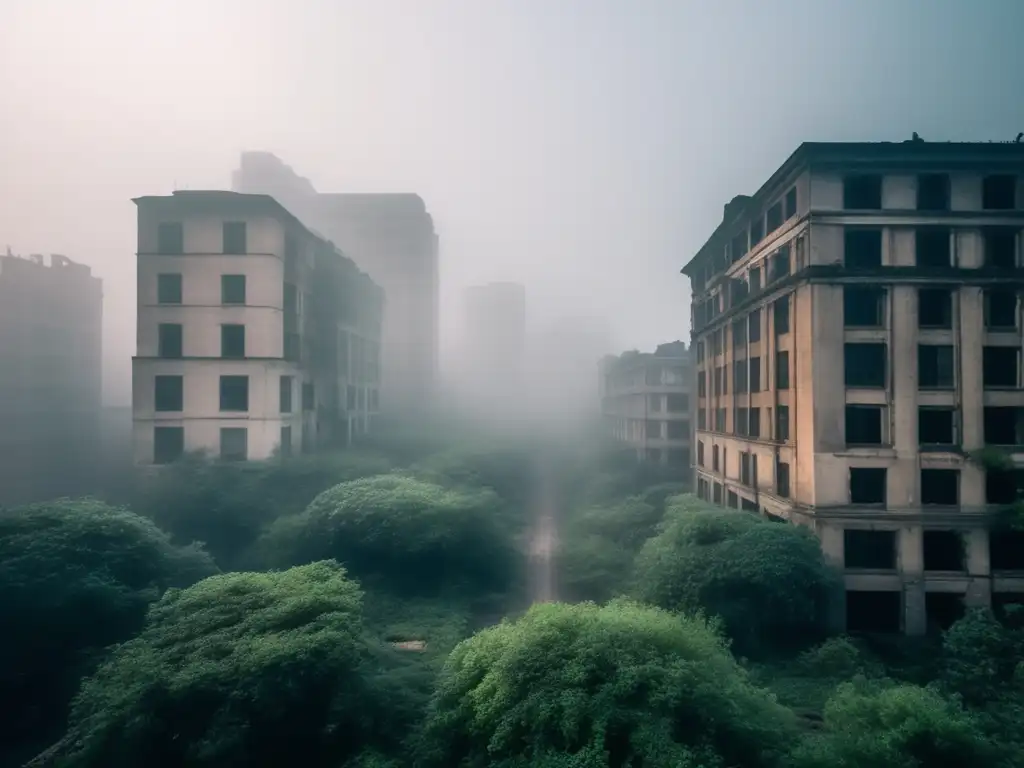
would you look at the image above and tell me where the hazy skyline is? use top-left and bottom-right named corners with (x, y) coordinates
top-left (2, 0), bottom-right (1023, 405)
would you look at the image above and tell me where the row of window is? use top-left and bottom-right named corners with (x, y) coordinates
top-left (647, 393), bottom-right (690, 412)
top-left (698, 351), bottom-right (791, 398)
top-left (841, 172), bottom-right (1017, 213)
top-left (157, 323), bottom-right (248, 359)
top-left (844, 285), bottom-right (1017, 329)
top-left (152, 425), bottom-right (291, 464)
top-left (841, 528), bottom-right (1023, 573)
top-left (157, 273), bottom-right (248, 305)
top-left (151, 374), bottom-right (315, 414)
top-left (696, 454), bottom-right (791, 499)
top-left (155, 221), bottom-right (249, 256)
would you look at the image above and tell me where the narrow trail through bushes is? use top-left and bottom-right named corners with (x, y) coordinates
top-left (527, 457), bottom-right (559, 604)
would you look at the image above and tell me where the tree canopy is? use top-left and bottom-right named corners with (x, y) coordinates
top-left (419, 600), bottom-right (798, 768)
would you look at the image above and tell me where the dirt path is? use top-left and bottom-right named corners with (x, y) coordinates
top-left (527, 459), bottom-right (559, 604)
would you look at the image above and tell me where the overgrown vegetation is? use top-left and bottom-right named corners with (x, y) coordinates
top-left (2, 421), bottom-right (1022, 768)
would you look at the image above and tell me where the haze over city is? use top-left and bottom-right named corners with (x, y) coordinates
top-left (3, 0), bottom-right (1022, 405)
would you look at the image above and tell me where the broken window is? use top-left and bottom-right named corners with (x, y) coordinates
top-left (219, 375), bottom-right (249, 412)
top-left (220, 427), bottom-right (248, 461)
top-left (843, 175), bottom-right (883, 210)
top-left (766, 202), bottom-right (783, 233)
top-left (154, 375), bottom-right (183, 412)
top-left (221, 274), bottom-right (247, 305)
top-left (983, 346), bottom-right (1019, 388)
top-left (985, 289), bottom-right (1017, 329)
top-left (749, 356), bottom-right (761, 392)
top-left (917, 174), bottom-right (950, 211)
top-left (983, 406), bottom-right (1024, 446)
top-left (926, 593), bottom-right (965, 633)
top-left (731, 232), bottom-right (747, 263)
top-left (749, 217), bottom-right (764, 248)
top-left (776, 405), bottom-right (790, 441)
top-left (846, 405), bottom-right (883, 445)
top-left (983, 228), bottom-right (1018, 269)
top-left (776, 460), bottom-right (791, 497)
top-left (153, 426), bottom-right (184, 465)
top-left (775, 350), bottom-right (790, 390)
top-left (749, 266), bottom-right (762, 293)
top-left (921, 469), bottom-right (959, 505)
top-left (784, 187), bottom-right (797, 219)
top-left (844, 286), bottom-right (885, 327)
top-left (918, 344), bottom-right (955, 388)
top-left (769, 245), bottom-right (791, 281)
top-left (982, 174), bottom-right (1017, 211)
top-left (991, 531), bottom-right (1024, 571)
top-left (924, 530), bottom-right (965, 571)
top-left (846, 591), bottom-right (901, 633)
top-left (845, 343), bottom-right (887, 388)
top-left (749, 407), bottom-right (761, 438)
top-left (667, 393), bottom-right (688, 412)
top-left (157, 273), bottom-right (182, 304)
top-left (916, 228), bottom-right (951, 268)
top-left (919, 407), bottom-right (956, 446)
top-left (844, 530), bottom-right (896, 569)
top-left (158, 323), bottom-right (183, 358)
top-left (844, 228), bottom-right (883, 269)
top-left (985, 468), bottom-right (1024, 504)
top-left (748, 308), bottom-right (762, 342)
top-left (221, 324), bottom-right (246, 358)
top-left (850, 467), bottom-right (886, 504)
top-left (918, 288), bottom-right (953, 329)
top-left (774, 295), bottom-right (790, 334)
top-left (157, 222), bottom-right (184, 255)
top-left (223, 221), bottom-right (247, 254)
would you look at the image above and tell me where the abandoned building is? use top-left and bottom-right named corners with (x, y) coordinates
top-left (682, 141), bottom-right (1024, 635)
top-left (599, 341), bottom-right (691, 470)
top-left (132, 191), bottom-right (383, 464)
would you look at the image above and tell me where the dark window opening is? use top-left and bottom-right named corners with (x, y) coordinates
top-left (843, 175), bottom-right (882, 210)
top-left (727, 490), bottom-right (739, 509)
top-left (157, 273), bottom-right (182, 304)
top-left (153, 427), bottom-right (184, 465)
top-left (279, 375), bottom-right (293, 413)
top-left (984, 406), bottom-right (1024, 446)
top-left (221, 324), bottom-right (246, 359)
top-left (220, 427), bottom-right (248, 461)
top-left (766, 202), bottom-right (783, 233)
top-left (748, 308), bottom-right (762, 342)
top-left (713, 482), bottom-right (723, 505)
top-left (985, 289), bottom-right (1017, 330)
top-left (926, 593), bottom-right (965, 633)
top-left (924, 530), bottom-right (965, 571)
top-left (846, 591), bottom-right (901, 633)
top-left (916, 228), bottom-right (951, 268)
top-left (749, 218), bottom-right (764, 248)
top-left (843, 286), bottom-right (885, 327)
top-left (984, 228), bottom-right (1017, 269)
top-left (302, 382), bottom-right (315, 411)
top-left (223, 221), bottom-right (247, 254)
top-left (776, 460), bottom-right (791, 497)
top-left (154, 375), bottom-right (183, 412)
top-left (749, 356), bottom-right (761, 392)
top-left (279, 426), bottom-right (293, 458)
top-left (734, 360), bottom-right (748, 394)
top-left (918, 344), bottom-right (955, 389)
top-left (993, 593), bottom-right (1024, 621)
top-left (740, 452), bottom-right (753, 485)
top-left (732, 317), bottom-right (747, 346)
top-left (748, 407), bottom-right (761, 438)
top-left (735, 407), bottom-right (748, 436)
top-left (715, 408), bottom-right (726, 432)
top-left (712, 445), bottom-right (720, 471)
top-left (731, 232), bottom-right (747, 263)
top-left (991, 531), bottom-right (1024, 571)
top-left (776, 405), bottom-right (789, 441)
top-left (774, 295), bottom-right (790, 334)
top-left (919, 407), bottom-right (955, 446)
top-left (850, 467), bottom-right (886, 504)
top-left (917, 174), bottom-right (950, 211)
top-left (158, 323), bottom-right (183, 358)
top-left (667, 393), bottom-right (688, 412)
top-left (221, 274), bottom-right (247, 305)
top-left (697, 441), bottom-right (705, 466)
top-left (219, 375), bottom-right (249, 412)
top-left (918, 288), bottom-right (953, 329)
top-left (846, 405), bottom-right (883, 445)
top-left (775, 350), bottom-right (790, 390)
top-left (985, 468), bottom-right (1024, 505)
top-left (646, 420), bottom-right (662, 440)
top-left (983, 346), bottom-right (1018, 388)
top-left (844, 228), bottom-right (883, 269)
top-left (921, 469), bottom-right (959, 506)
top-left (157, 222), bottom-right (184, 255)
top-left (784, 187), bottom-right (797, 219)
top-left (749, 267), bottom-right (762, 293)
top-left (770, 245), bottom-right (792, 282)
top-left (667, 420), bottom-right (687, 440)
top-left (845, 343), bottom-right (887, 388)
top-left (845, 530), bottom-right (896, 569)
top-left (982, 174), bottom-right (1016, 211)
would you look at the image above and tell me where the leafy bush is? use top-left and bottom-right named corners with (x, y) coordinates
top-left (412, 440), bottom-right (535, 518)
top-left (259, 475), bottom-right (516, 595)
top-left (418, 600), bottom-right (798, 767)
top-left (0, 498), bottom-right (216, 762)
top-left (633, 500), bottom-right (837, 656)
top-left (57, 561), bottom-right (410, 768)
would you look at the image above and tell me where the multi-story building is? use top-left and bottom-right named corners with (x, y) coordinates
top-left (682, 140), bottom-right (1024, 635)
top-left (0, 251), bottom-right (103, 504)
top-left (599, 341), bottom-right (691, 469)
top-left (231, 152), bottom-right (438, 414)
top-left (132, 191), bottom-right (382, 465)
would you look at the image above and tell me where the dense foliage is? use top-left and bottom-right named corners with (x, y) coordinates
top-left (0, 498), bottom-right (217, 765)
top-left (419, 600), bottom-right (798, 768)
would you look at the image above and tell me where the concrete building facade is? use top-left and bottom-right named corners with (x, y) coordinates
top-left (682, 141), bottom-right (1024, 635)
top-left (231, 152), bottom-right (438, 415)
top-left (0, 251), bottom-right (103, 504)
top-left (599, 341), bottom-right (691, 470)
top-left (132, 191), bottom-right (382, 465)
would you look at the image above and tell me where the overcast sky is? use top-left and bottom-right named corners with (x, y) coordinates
top-left (1, 0), bottom-right (1022, 405)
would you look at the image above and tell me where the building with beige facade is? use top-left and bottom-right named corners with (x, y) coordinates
top-left (682, 140), bottom-right (1024, 635)
top-left (132, 191), bottom-right (382, 464)
top-left (599, 341), bottom-right (691, 471)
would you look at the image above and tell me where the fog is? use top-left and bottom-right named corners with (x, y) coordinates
top-left (2, 0), bottom-right (1023, 410)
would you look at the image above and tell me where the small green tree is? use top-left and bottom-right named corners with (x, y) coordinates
top-left (633, 500), bottom-right (837, 656)
top-left (418, 600), bottom-right (798, 768)
top-left (0, 498), bottom-right (216, 764)
top-left (56, 562), bottom-right (408, 768)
